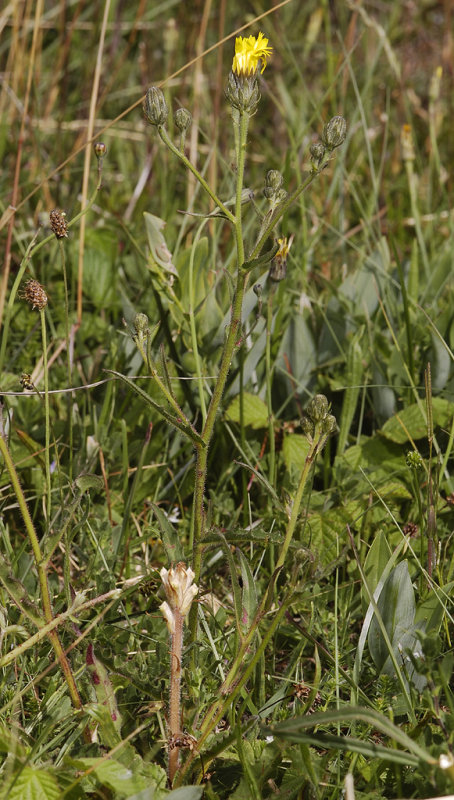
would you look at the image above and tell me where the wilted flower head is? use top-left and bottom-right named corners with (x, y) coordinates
top-left (232, 32), bottom-right (272, 76)
top-left (23, 279), bottom-right (48, 310)
top-left (269, 236), bottom-right (292, 282)
top-left (400, 124), bottom-right (415, 162)
top-left (160, 563), bottom-right (198, 634)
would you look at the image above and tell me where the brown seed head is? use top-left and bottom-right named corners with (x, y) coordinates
top-left (23, 279), bottom-right (48, 310)
top-left (49, 209), bottom-right (68, 239)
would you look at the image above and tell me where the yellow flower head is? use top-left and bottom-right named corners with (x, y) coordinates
top-left (232, 32), bottom-right (272, 77)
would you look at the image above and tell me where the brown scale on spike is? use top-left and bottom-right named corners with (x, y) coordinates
top-left (23, 279), bottom-right (48, 310)
top-left (49, 209), bottom-right (68, 239)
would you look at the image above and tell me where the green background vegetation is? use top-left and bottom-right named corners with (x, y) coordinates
top-left (1, 1), bottom-right (454, 797)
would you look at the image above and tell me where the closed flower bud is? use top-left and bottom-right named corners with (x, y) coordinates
top-left (143, 86), bottom-right (168, 127)
top-left (300, 415), bottom-right (315, 439)
top-left (134, 312), bottom-right (149, 337)
top-left (321, 116), bottom-right (347, 150)
top-left (306, 394), bottom-right (330, 423)
top-left (310, 141), bottom-right (326, 169)
top-left (23, 279), bottom-right (48, 310)
top-left (49, 209), bottom-right (68, 239)
top-left (174, 107), bottom-right (192, 133)
top-left (264, 169), bottom-right (284, 199)
top-left (94, 142), bottom-right (107, 160)
top-left (323, 414), bottom-right (337, 435)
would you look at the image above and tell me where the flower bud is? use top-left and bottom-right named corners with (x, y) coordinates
top-left (49, 209), bottom-right (68, 239)
top-left (94, 142), bottom-right (107, 160)
top-left (134, 312), bottom-right (149, 338)
top-left (263, 169), bottom-right (284, 199)
top-left (300, 415), bottom-right (315, 439)
top-left (321, 116), bottom-right (347, 150)
top-left (306, 394), bottom-right (329, 423)
top-left (143, 86), bottom-right (168, 127)
top-left (310, 141), bottom-right (326, 170)
top-left (174, 107), bottom-right (192, 134)
top-left (322, 414), bottom-right (337, 436)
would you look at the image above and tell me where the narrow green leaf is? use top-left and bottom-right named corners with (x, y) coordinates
top-left (105, 370), bottom-right (205, 447)
top-left (264, 706), bottom-right (434, 764)
top-left (151, 503), bottom-right (184, 563)
top-left (241, 241), bottom-right (279, 273)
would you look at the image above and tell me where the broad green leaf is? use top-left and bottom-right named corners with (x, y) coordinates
top-left (225, 392), bottom-right (268, 429)
top-left (414, 582), bottom-right (454, 633)
top-left (151, 502), bottom-right (184, 563)
top-left (85, 645), bottom-right (122, 743)
top-left (277, 314), bottom-right (316, 392)
top-left (368, 561), bottom-right (415, 673)
top-left (74, 473), bottom-right (104, 493)
top-left (282, 433), bottom-right (311, 473)
top-left (166, 788), bottom-right (204, 800)
top-left (337, 330), bottom-right (364, 454)
top-left (361, 531), bottom-right (392, 613)
top-left (237, 548), bottom-right (258, 634)
top-left (308, 502), bottom-right (363, 567)
top-left (7, 766), bottom-right (60, 800)
top-left (144, 212), bottom-right (177, 277)
top-left (72, 757), bottom-right (167, 797)
top-left (381, 398), bottom-right (454, 443)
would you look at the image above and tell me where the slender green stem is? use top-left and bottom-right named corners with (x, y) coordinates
top-left (275, 434), bottom-right (320, 572)
top-left (0, 431), bottom-right (83, 713)
top-left (40, 308), bottom-right (51, 521)
top-left (158, 126), bottom-right (235, 223)
top-left (59, 240), bottom-right (73, 482)
top-left (266, 284), bottom-right (276, 484)
top-left (235, 112), bottom-right (249, 523)
top-left (188, 226), bottom-right (207, 423)
top-left (404, 157), bottom-right (430, 279)
top-left (190, 110), bottom-right (250, 582)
